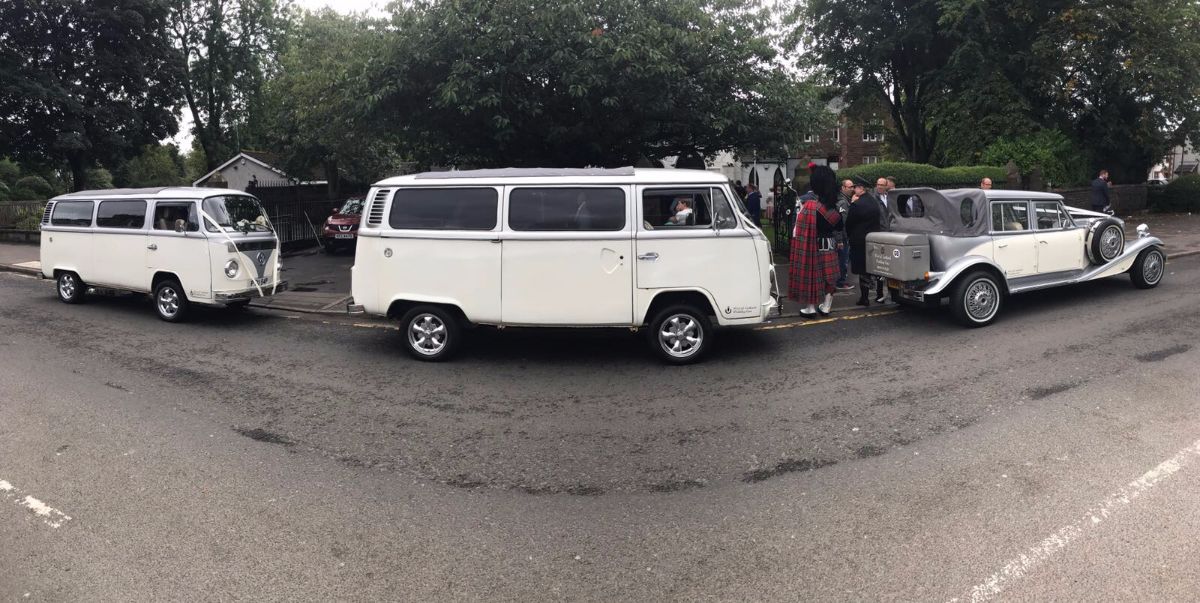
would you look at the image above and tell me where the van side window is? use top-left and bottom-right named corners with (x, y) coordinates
top-left (711, 188), bottom-right (738, 229)
top-left (50, 201), bottom-right (93, 227)
top-left (96, 200), bottom-right (147, 229)
top-left (153, 202), bottom-right (199, 232)
top-left (508, 187), bottom-right (625, 231)
top-left (643, 189), bottom-right (712, 229)
top-left (389, 188), bottom-right (498, 230)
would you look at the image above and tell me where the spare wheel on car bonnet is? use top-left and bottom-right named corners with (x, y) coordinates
top-left (1085, 218), bottom-right (1125, 265)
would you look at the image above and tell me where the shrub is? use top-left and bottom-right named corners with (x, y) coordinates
top-left (0, 181), bottom-right (9, 202)
top-left (12, 175), bottom-right (54, 199)
top-left (0, 158), bottom-right (18, 185)
top-left (980, 131), bottom-right (1089, 187)
top-left (1154, 174), bottom-right (1200, 213)
top-left (836, 162), bottom-right (1006, 189)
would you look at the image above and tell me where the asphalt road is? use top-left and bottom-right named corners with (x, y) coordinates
top-left (0, 256), bottom-right (1197, 601)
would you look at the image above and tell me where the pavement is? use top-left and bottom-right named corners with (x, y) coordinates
top-left (4, 211), bottom-right (1199, 317)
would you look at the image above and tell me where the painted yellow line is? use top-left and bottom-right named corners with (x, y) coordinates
top-left (754, 310), bottom-right (900, 331)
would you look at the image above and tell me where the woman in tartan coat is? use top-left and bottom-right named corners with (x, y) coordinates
top-left (787, 165), bottom-right (842, 317)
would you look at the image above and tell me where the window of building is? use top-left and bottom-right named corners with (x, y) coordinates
top-left (96, 200), bottom-right (147, 229)
top-left (642, 189), bottom-right (714, 229)
top-left (153, 202), bottom-right (199, 231)
top-left (804, 133), bottom-right (820, 143)
top-left (833, 128), bottom-right (840, 142)
top-left (50, 201), bottom-right (93, 227)
top-left (508, 187), bottom-right (625, 231)
top-left (862, 119), bottom-right (885, 142)
top-left (388, 188), bottom-right (498, 230)
top-left (862, 156), bottom-right (881, 165)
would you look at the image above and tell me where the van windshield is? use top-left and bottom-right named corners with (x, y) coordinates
top-left (202, 195), bottom-right (273, 233)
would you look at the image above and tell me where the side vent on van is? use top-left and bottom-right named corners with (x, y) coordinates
top-left (41, 202), bottom-right (55, 225)
top-left (366, 189), bottom-right (390, 227)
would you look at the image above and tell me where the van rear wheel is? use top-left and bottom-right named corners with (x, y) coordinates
top-left (154, 279), bottom-right (190, 322)
top-left (400, 306), bottom-right (462, 362)
top-left (647, 305), bottom-right (712, 365)
top-left (56, 271), bottom-right (86, 304)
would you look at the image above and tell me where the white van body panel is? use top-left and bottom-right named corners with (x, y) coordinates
top-left (352, 169), bottom-right (776, 329)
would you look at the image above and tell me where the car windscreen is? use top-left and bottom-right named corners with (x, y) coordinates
top-left (202, 195), bottom-right (273, 233)
top-left (340, 198), bottom-right (364, 215)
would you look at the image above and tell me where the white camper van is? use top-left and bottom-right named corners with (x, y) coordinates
top-left (348, 168), bottom-right (779, 363)
top-left (40, 187), bottom-right (287, 321)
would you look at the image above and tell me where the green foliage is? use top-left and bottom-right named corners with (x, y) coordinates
top-left (1154, 175), bottom-right (1200, 212)
top-left (837, 162), bottom-right (1006, 188)
top-left (167, 0), bottom-right (290, 170)
top-left (381, 0), bottom-right (828, 167)
top-left (85, 168), bottom-right (114, 189)
top-left (0, 159), bottom-right (19, 185)
top-left (12, 175), bottom-right (54, 199)
top-left (11, 204), bottom-right (46, 230)
top-left (0, 1), bottom-right (181, 190)
top-left (980, 131), bottom-right (1089, 187)
top-left (0, 181), bottom-right (10, 202)
top-left (118, 144), bottom-right (187, 187)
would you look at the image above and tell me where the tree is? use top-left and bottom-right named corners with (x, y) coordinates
top-left (379, 0), bottom-right (827, 168)
top-left (793, 0), bottom-right (956, 164)
top-left (263, 9), bottom-right (402, 194)
top-left (0, 1), bottom-right (181, 190)
top-left (167, 0), bottom-right (290, 171)
top-left (117, 144), bottom-right (188, 187)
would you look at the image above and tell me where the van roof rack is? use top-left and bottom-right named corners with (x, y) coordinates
top-left (412, 167), bottom-right (636, 180)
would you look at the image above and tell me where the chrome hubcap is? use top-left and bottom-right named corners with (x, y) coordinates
top-left (1143, 251), bottom-right (1164, 284)
top-left (157, 287), bottom-right (180, 317)
top-left (1100, 226), bottom-right (1123, 260)
top-left (965, 279), bottom-right (999, 321)
top-left (408, 313), bottom-right (447, 355)
top-left (658, 314), bottom-right (703, 358)
top-left (59, 275), bottom-right (76, 298)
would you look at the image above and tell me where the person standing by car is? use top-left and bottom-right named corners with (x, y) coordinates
top-left (745, 183), bottom-right (763, 225)
top-left (846, 177), bottom-right (882, 307)
top-left (834, 179), bottom-right (855, 289)
top-left (980, 177), bottom-right (993, 190)
top-left (788, 166), bottom-right (843, 317)
top-left (1091, 169), bottom-right (1114, 215)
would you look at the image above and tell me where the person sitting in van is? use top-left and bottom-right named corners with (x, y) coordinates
top-left (665, 198), bottom-right (693, 225)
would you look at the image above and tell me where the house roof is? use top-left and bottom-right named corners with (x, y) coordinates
top-left (192, 151), bottom-right (291, 186)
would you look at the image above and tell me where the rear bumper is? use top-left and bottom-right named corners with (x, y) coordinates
top-left (214, 280), bottom-right (289, 302)
top-left (346, 298), bottom-right (365, 315)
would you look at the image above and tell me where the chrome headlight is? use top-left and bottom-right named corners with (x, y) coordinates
top-left (1137, 224), bottom-right (1150, 238)
top-left (224, 259), bottom-right (239, 278)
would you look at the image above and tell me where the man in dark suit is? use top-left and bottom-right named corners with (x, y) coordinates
top-left (1091, 169), bottom-right (1113, 215)
top-left (745, 183), bottom-right (762, 225)
top-left (845, 177), bottom-right (883, 306)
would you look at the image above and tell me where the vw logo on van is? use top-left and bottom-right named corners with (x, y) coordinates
top-left (255, 252), bottom-right (267, 266)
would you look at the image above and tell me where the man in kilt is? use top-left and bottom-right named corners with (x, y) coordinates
top-left (787, 165), bottom-right (843, 317)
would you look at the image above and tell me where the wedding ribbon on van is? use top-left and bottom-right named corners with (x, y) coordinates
top-left (198, 208), bottom-right (281, 298)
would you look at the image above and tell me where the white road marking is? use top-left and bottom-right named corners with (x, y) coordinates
top-left (952, 438), bottom-right (1200, 602)
top-left (0, 479), bottom-right (72, 528)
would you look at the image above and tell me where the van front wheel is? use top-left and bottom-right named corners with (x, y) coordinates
top-left (647, 305), bottom-right (712, 365)
top-left (154, 279), bottom-right (190, 322)
top-left (400, 306), bottom-right (461, 361)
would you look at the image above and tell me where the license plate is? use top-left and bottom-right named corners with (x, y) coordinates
top-left (250, 276), bottom-right (270, 286)
top-left (333, 234), bottom-right (354, 239)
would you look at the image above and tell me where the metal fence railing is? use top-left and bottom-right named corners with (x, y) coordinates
top-left (0, 200), bottom-right (46, 230)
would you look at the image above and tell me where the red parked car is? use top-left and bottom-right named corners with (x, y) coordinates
top-left (321, 198), bottom-right (364, 253)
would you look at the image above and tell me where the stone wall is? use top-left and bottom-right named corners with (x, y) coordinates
top-left (1054, 183), bottom-right (1147, 214)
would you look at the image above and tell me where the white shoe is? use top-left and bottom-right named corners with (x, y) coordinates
top-left (818, 294), bottom-right (833, 315)
top-left (799, 305), bottom-right (817, 317)
top-left (875, 291), bottom-right (887, 303)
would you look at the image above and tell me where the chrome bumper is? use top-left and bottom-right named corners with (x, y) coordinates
top-left (214, 280), bottom-right (289, 301)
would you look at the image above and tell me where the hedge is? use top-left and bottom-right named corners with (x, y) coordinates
top-left (1152, 174), bottom-right (1200, 213)
top-left (835, 162), bottom-right (1007, 188)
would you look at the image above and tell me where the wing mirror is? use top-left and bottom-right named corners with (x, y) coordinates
top-left (332, 207), bottom-right (341, 215)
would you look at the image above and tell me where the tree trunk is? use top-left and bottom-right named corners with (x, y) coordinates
top-left (324, 159), bottom-right (339, 199)
top-left (69, 154), bottom-right (88, 192)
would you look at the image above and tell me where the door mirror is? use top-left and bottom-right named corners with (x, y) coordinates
top-left (332, 207), bottom-right (341, 215)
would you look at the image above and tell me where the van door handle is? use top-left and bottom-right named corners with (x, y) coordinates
top-left (637, 252), bottom-right (659, 261)
top-left (1039, 240), bottom-right (1049, 244)
top-left (997, 243), bottom-right (1008, 248)
top-left (146, 244), bottom-right (158, 250)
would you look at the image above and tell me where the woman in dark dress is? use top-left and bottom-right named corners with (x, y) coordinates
top-left (844, 178), bottom-right (882, 306)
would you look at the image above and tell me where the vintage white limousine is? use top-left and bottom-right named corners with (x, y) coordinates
top-left (867, 188), bottom-right (1165, 327)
